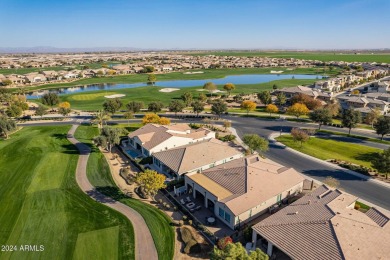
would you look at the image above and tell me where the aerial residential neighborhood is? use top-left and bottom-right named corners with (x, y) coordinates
top-left (1, 1), bottom-right (390, 260)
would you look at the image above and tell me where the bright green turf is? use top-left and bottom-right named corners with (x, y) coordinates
top-left (0, 126), bottom-right (134, 260)
top-left (75, 125), bottom-right (175, 260)
top-left (276, 135), bottom-right (380, 168)
top-left (73, 226), bottom-right (119, 260)
top-left (188, 51), bottom-right (390, 63)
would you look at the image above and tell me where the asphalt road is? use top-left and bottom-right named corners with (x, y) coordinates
top-left (18, 115), bottom-right (390, 210)
top-left (228, 116), bottom-right (390, 210)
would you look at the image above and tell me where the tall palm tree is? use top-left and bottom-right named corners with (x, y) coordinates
top-left (93, 110), bottom-right (110, 132)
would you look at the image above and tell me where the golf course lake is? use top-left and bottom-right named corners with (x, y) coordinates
top-left (26, 73), bottom-right (323, 99)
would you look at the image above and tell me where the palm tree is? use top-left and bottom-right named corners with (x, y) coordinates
top-left (93, 110), bottom-right (110, 132)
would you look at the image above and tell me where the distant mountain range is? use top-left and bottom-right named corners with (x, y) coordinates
top-left (0, 46), bottom-right (388, 54)
top-left (0, 46), bottom-right (145, 54)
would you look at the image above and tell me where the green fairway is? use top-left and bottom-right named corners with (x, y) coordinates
top-left (188, 51), bottom-right (390, 63)
top-left (276, 135), bottom-right (380, 168)
top-left (74, 125), bottom-right (175, 260)
top-left (46, 78), bottom-right (315, 111)
top-left (0, 126), bottom-right (135, 260)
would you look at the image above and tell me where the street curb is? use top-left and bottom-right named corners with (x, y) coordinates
top-left (269, 132), bottom-right (390, 189)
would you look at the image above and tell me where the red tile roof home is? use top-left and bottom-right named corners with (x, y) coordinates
top-left (252, 185), bottom-right (390, 260)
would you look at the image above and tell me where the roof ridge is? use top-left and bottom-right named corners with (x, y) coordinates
top-left (177, 146), bottom-right (189, 173)
top-left (256, 220), bottom-right (330, 228)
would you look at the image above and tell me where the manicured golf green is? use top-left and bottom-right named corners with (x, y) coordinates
top-left (276, 135), bottom-right (381, 168)
top-left (0, 126), bottom-right (135, 259)
top-left (189, 51), bottom-right (390, 63)
top-left (74, 125), bottom-right (175, 260)
top-left (51, 78), bottom-right (315, 111)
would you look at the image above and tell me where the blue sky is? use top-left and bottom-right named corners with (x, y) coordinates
top-left (0, 0), bottom-right (389, 49)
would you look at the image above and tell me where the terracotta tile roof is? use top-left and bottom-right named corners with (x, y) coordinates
top-left (153, 139), bottom-right (243, 175)
top-left (252, 185), bottom-right (390, 260)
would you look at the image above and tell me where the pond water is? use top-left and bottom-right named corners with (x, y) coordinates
top-left (26, 74), bottom-right (323, 99)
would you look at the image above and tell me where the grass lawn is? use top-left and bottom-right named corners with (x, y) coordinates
top-left (30, 78), bottom-right (316, 111)
top-left (188, 51), bottom-right (390, 63)
top-left (0, 126), bottom-right (134, 259)
top-left (74, 125), bottom-right (175, 260)
top-left (317, 130), bottom-right (390, 145)
top-left (276, 135), bottom-right (381, 168)
top-left (332, 119), bottom-right (373, 130)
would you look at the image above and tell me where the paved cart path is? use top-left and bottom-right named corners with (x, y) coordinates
top-left (67, 124), bottom-right (158, 260)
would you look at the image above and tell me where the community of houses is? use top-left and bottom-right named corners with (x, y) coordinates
top-left (1, 51), bottom-right (389, 87)
top-left (124, 122), bottom-right (390, 259)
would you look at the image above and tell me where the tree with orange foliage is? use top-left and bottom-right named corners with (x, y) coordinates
top-left (287, 103), bottom-right (309, 118)
top-left (241, 100), bottom-right (256, 115)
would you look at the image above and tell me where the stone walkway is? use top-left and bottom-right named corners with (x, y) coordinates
top-left (67, 125), bottom-right (158, 260)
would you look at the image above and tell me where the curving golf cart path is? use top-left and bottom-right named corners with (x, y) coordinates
top-left (67, 125), bottom-right (158, 260)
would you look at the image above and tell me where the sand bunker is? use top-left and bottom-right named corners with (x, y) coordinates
top-left (159, 88), bottom-right (180, 93)
top-left (183, 71), bottom-right (204, 74)
top-left (105, 94), bottom-right (126, 98)
top-left (196, 89), bottom-right (226, 93)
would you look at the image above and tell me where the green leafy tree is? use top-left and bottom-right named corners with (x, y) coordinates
top-left (58, 107), bottom-right (71, 116)
top-left (374, 116), bottom-right (390, 140)
top-left (223, 83), bottom-right (236, 96)
top-left (243, 134), bottom-right (269, 155)
top-left (41, 93), bottom-right (59, 109)
top-left (124, 111), bottom-right (134, 125)
top-left (94, 135), bottom-right (108, 150)
top-left (0, 89), bottom-right (12, 103)
top-left (143, 66), bottom-right (155, 73)
top-left (276, 92), bottom-right (286, 105)
top-left (364, 108), bottom-right (381, 128)
top-left (291, 128), bottom-right (310, 147)
top-left (203, 82), bottom-right (217, 96)
top-left (198, 93), bottom-right (207, 102)
top-left (257, 91), bottom-right (272, 105)
top-left (210, 242), bottom-right (268, 260)
top-left (181, 92), bottom-right (193, 107)
top-left (6, 104), bottom-right (23, 117)
top-left (341, 108), bottom-right (361, 135)
top-left (147, 73), bottom-right (157, 85)
top-left (35, 105), bottom-right (48, 118)
top-left (191, 100), bottom-right (204, 116)
top-left (0, 116), bottom-right (17, 139)
top-left (211, 99), bottom-right (227, 118)
top-left (272, 84), bottom-right (278, 90)
top-left (309, 108), bottom-right (332, 130)
top-left (126, 101), bottom-right (144, 113)
top-left (372, 147), bottom-right (390, 179)
top-left (103, 98), bottom-right (123, 114)
top-left (168, 100), bottom-right (185, 115)
top-left (101, 126), bottom-right (123, 153)
top-left (148, 101), bottom-right (164, 113)
top-left (135, 169), bottom-right (167, 195)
